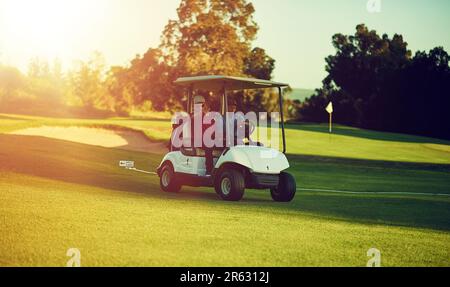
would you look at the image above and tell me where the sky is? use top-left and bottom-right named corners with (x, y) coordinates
top-left (0, 0), bottom-right (449, 89)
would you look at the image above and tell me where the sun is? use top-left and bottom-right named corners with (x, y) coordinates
top-left (0, 0), bottom-right (106, 62)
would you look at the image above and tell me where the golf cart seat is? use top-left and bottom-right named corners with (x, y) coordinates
top-left (180, 147), bottom-right (224, 158)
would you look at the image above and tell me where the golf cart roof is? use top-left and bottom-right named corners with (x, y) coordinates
top-left (174, 75), bottom-right (289, 91)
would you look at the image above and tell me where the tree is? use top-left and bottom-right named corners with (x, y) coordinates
top-left (98, 0), bottom-right (278, 113)
top-left (159, 1), bottom-right (283, 112)
top-left (2, 1), bottom-right (280, 116)
top-left (27, 58), bottom-right (66, 106)
top-left (298, 24), bottom-right (450, 139)
top-left (399, 47), bottom-right (450, 138)
top-left (68, 52), bottom-right (106, 110)
top-left (240, 47), bottom-right (277, 112)
top-left (161, 0), bottom-right (258, 77)
top-left (127, 48), bottom-right (178, 111)
top-left (158, 0), bottom-right (264, 110)
top-left (323, 24), bottom-right (411, 128)
top-left (104, 66), bottom-right (134, 115)
top-left (245, 47), bottom-right (275, 80)
top-left (0, 65), bottom-right (25, 105)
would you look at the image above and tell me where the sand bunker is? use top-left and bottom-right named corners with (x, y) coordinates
top-left (10, 126), bottom-right (166, 154)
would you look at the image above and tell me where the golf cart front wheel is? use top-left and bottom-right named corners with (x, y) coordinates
top-left (270, 172), bottom-right (296, 202)
top-left (159, 162), bottom-right (181, 193)
top-left (215, 169), bottom-right (245, 201)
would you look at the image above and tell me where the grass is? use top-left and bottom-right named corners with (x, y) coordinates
top-left (284, 123), bottom-right (450, 164)
top-left (3, 113), bottom-right (450, 164)
top-left (0, 113), bottom-right (171, 142)
top-left (0, 113), bottom-right (449, 266)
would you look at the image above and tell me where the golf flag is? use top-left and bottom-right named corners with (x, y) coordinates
top-left (326, 102), bottom-right (333, 133)
top-left (326, 102), bottom-right (333, 114)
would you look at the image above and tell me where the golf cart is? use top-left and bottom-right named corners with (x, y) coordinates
top-left (156, 75), bottom-right (296, 202)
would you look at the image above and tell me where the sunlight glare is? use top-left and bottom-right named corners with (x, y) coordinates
top-left (0, 0), bottom-right (108, 62)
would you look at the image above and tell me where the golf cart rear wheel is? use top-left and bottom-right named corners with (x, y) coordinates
top-left (215, 169), bottom-right (245, 201)
top-left (159, 162), bottom-right (181, 193)
top-left (270, 172), bottom-right (296, 202)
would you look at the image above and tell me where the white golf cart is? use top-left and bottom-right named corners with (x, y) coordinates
top-left (156, 75), bottom-right (296, 202)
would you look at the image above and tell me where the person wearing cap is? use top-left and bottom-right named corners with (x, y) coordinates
top-left (193, 95), bottom-right (206, 109)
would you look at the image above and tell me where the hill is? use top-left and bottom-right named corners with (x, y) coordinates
top-left (287, 88), bottom-right (315, 102)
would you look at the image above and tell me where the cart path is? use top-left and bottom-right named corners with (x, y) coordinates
top-left (10, 126), bottom-right (167, 154)
top-left (297, 188), bottom-right (450, 197)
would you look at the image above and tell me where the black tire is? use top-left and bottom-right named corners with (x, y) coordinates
top-left (270, 172), bottom-right (296, 202)
top-left (159, 162), bottom-right (181, 193)
top-left (215, 169), bottom-right (245, 201)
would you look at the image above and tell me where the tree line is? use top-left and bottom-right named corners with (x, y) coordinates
top-left (1, 0), bottom-right (296, 118)
top-left (298, 24), bottom-right (450, 140)
top-left (1, 2), bottom-right (448, 140)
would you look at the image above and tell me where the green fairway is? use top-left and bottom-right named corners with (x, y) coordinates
top-left (0, 114), bottom-right (449, 266)
top-left (2, 113), bottom-right (450, 164)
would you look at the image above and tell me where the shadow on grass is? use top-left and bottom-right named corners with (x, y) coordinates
top-left (1, 134), bottom-right (449, 232)
top-left (286, 123), bottom-right (450, 145)
top-left (290, 192), bottom-right (450, 232)
top-left (287, 153), bottom-right (450, 173)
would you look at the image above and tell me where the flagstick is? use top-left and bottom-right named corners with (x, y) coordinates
top-left (328, 113), bottom-right (332, 143)
top-left (329, 113), bottom-right (332, 133)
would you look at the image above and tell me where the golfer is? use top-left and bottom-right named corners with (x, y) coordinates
top-left (191, 95), bottom-right (214, 176)
top-left (227, 99), bottom-right (247, 146)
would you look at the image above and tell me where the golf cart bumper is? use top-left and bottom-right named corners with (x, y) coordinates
top-left (248, 173), bottom-right (279, 188)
